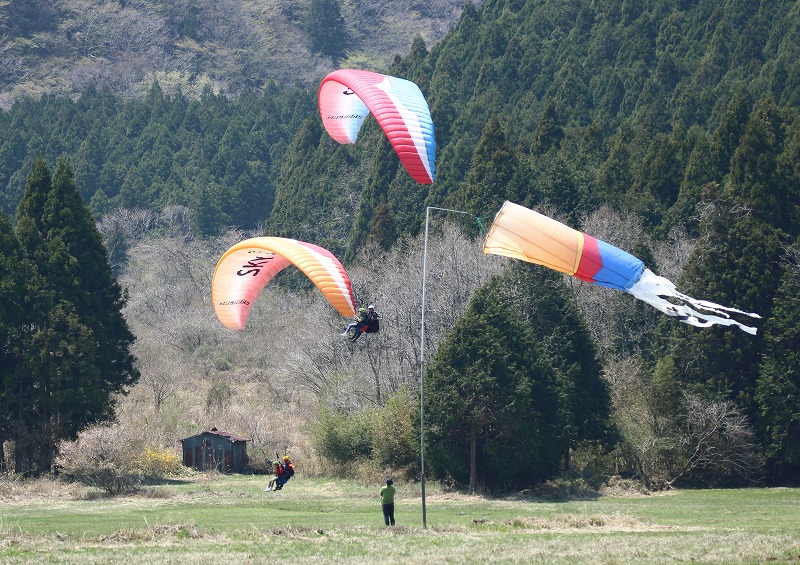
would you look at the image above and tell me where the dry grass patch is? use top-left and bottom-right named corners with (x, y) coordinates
top-left (500, 512), bottom-right (658, 532)
top-left (95, 523), bottom-right (206, 542)
top-left (600, 476), bottom-right (667, 497)
top-left (0, 475), bottom-right (84, 502)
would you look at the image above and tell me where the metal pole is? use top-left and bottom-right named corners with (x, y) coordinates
top-left (420, 206), bottom-right (430, 529)
top-left (419, 206), bottom-right (474, 530)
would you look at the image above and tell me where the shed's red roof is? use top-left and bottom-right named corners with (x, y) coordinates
top-left (180, 428), bottom-right (249, 443)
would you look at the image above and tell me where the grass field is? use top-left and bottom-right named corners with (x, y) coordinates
top-left (1, 474), bottom-right (799, 564)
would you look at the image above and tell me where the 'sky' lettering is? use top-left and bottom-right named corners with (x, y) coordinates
top-left (237, 255), bottom-right (274, 276)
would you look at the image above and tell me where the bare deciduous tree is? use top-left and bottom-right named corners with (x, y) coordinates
top-left (605, 355), bottom-right (763, 488)
top-left (604, 355), bottom-right (671, 487)
top-left (668, 393), bottom-right (764, 487)
top-left (135, 342), bottom-right (184, 410)
top-left (229, 223), bottom-right (503, 415)
top-left (573, 205), bottom-right (695, 358)
top-left (97, 207), bottom-right (158, 241)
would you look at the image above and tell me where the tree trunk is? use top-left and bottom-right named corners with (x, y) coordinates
top-left (469, 427), bottom-right (477, 494)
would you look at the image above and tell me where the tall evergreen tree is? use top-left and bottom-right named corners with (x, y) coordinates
top-left (710, 88), bottom-right (753, 176)
top-left (501, 263), bottom-right (615, 467)
top-left (15, 156), bottom-right (50, 230)
top-left (664, 125), bottom-right (716, 236)
top-left (0, 211), bottom-right (27, 470)
top-left (188, 176), bottom-right (228, 237)
top-left (425, 277), bottom-right (567, 492)
top-left (726, 98), bottom-right (800, 235)
top-left (366, 201), bottom-right (397, 251)
top-left (532, 98), bottom-right (565, 155)
top-left (43, 158), bottom-right (138, 397)
top-left (664, 202), bottom-right (782, 422)
top-left (628, 131), bottom-right (684, 229)
top-left (596, 124), bottom-right (634, 206)
top-left (347, 131), bottom-right (401, 259)
top-left (13, 157), bottom-right (138, 473)
top-left (755, 242), bottom-right (800, 481)
top-left (453, 117), bottom-right (518, 231)
top-left (269, 114), bottom-right (359, 256)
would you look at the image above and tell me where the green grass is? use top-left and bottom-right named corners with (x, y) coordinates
top-left (1, 475), bottom-right (799, 564)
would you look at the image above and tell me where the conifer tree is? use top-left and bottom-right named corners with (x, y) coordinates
top-left (501, 263), bottom-right (615, 466)
top-left (628, 132), bottom-right (684, 228)
top-left (665, 202), bottom-right (782, 422)
top-left (755, 242), bottom-right (800, 480)
top-left (13, 157), bottom-right (138, 473)
top-left (0, 211), bottom-right (27, 469)
top-left (664, 126), bottom-right (715, 236)
top-left (304, 0), bottom-right (347, 60)
top-left (726, 98), bottom-right (799, 234)
top-left (454, 117), bottom-right (518, 231)
top-left (188, 176), bottom-right (228, 237)
top-left (0, 128), bottom-right (28, 214)
top-left (424, 277), bottom-right (567, 492)
top-left (596, 124), bottom-right (634, 205)
top-left (269, 114), bottom-right (357, 255)
top-left (366, 201), bottom-right (397, 251)
top-left (663, 98), bottom-right (797, 431)
top-left (356, 135), bottom-right (400, 220)
top-left (15, 156), bottom-right (50, 229)
top-left (270, 116), bottom-right (322, 230)
top-left (532, 99), bottom-right (564, 155)
top-left (711, 88), bottom-right (753, 176)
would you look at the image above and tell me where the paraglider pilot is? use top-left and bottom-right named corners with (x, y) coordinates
top-left (346, 304), bottom-right (381, 342)
top-left (341, 307), bottom-right (368, 337)
top-left (274, 455), bottom-right (295, 490)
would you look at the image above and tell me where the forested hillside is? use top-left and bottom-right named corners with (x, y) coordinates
top-left (2, 0), bottom-right (799, 486)
top-left (0, 84), bottom-right (314, 234)
top-left (0, 0), bottom-right (475, 108)
top-left (271, 0), bottom-right (800, 254)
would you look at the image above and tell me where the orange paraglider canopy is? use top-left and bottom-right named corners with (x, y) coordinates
top-left (211, 237), bottom-right (355, 330)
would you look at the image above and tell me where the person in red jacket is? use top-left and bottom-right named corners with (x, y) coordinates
top-left (264, 460), bottom-right (283, 491)
top-left (274, 455), bottom-right (295, 490)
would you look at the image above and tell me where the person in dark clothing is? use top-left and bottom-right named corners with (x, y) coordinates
top-left (349, 304), bottom-right (381, 342)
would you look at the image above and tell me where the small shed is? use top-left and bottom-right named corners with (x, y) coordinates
top-left (180, 427), bottom-right (249, 473)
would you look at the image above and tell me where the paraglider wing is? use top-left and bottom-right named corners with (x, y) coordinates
top-left (318, 69), bottom-right (436, 184)
top-left (212, 237), bottom-right (355, 330)
top-left (483, 201), bottom-right (760, 334)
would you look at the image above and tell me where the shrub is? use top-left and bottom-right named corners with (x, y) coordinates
top-left (206, 379), bottom-right (234, 410)
top-left (55, 426), bottom-right (141, 494)
top-left (311, 406), bottom-right (372, 470)
top-left (247, 445), bottom-right (277, 474)
top-left (56, 426), bottom-right (185, 494)
top-left (308, 390), bottom-right (421, 481)
top-left (132, 447), bottom-right (183, 479)
top-left (370, 387), bottom-right (419, 475)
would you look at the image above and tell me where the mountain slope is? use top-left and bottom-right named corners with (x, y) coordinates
top-left (0, 0), bottom-right (478, 109)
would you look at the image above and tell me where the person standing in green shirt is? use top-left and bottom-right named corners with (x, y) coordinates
top-left (380, 477), bottom-right (396, 526)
